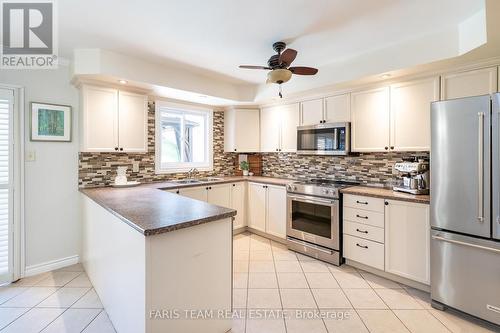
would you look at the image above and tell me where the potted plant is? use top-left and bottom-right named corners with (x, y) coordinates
top-left (240, 161), bottom-right (250, 176)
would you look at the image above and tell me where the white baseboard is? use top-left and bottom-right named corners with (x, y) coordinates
top-left (25, 255), bottom-right (80, 277)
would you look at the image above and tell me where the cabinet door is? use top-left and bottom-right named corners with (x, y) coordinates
top-left (441, 67), bottom-right (498, 99)
top-left (301, 99), bottom-right (324, 125)
top-left (260, 107), bottom-right (282, 152)
top-left (351, 87), bottom-right (390, 152)
top-left (207, 183), bottom-right (231, 208)
top-left (118, 91), bottom-right (148, 153)
top-left (385, 200), bottom-right (430, 284)
top-left (266, 185), bottom-right (287, 239)
top-left (179, 186), bottom-right (207, 202)
top-left (81, 86), bottom-right (118, 152)
top-left (225, 109), bottom-right (260, 153)
top-left (247, 183), bottom-right (267, 232)
top-left (280, 103), bottom-right (300, 152)
top-left (231, 183), bottom-right (246, 230)
top-left (324, 94), bottom-right (350, 123)
top-left (390, 77), bottom-right (439, 151)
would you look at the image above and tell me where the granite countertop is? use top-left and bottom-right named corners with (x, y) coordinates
top-left (341, 186), bottom-right (430, 204)
top-left (80, 176), bottom-right (293, 236)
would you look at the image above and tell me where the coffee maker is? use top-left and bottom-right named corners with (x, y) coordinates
top-left (393, 158), bottom-right (430, 195)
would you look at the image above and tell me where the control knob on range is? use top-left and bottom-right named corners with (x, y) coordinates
top-left (287, 184), bottom-right (297, 191)
top-left (323, 189), bottom-right (331, 195)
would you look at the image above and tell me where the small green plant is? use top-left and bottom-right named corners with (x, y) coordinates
top-left (239, 161), bottom-right (250, 171)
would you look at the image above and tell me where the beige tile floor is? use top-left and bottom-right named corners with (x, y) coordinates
top-left (0, 263), bottom-right (116, 332)
top-left (231, 232), bottom-right (500, 333)
top-left (2, 232), bottom-right (498, 333)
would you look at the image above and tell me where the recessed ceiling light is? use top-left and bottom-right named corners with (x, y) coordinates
top-left (118, 80), bottom-right (128, 84)
top-left (381, 74), bottom-right (391, 79)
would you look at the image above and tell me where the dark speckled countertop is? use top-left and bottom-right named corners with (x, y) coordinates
top-left (80, 176), bottom-right (294, 236)
top-left (341, 186), bottom-right (430, 204)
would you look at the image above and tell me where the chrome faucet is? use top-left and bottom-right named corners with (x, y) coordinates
top-left (187, 168), bottom-right (199, 180)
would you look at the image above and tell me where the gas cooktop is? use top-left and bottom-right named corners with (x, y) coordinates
top-left (287, 178), bottom-right (359, 199)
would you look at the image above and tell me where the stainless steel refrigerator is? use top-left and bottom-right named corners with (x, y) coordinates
top-left (431, 93), bottom-right (500, 326)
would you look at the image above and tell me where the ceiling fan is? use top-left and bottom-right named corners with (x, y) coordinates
top-left (239, 41), bottom-right (318, 98)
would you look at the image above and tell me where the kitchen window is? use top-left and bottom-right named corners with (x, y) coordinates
top-left (155, 101), bottom-right (213, 173)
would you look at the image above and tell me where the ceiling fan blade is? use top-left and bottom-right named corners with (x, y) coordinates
top-left (289, 66), bottom-right (318, 75)
top-left (239, 65), bottom-right (271, 70)
top-left (279, 49), bottom-right (297, 66)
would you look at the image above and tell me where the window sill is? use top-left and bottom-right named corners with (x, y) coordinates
top-left (155, 166), bottom-right (213, 175)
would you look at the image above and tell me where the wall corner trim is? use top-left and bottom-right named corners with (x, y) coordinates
top-left (24, 255), bottom-right (80, 277)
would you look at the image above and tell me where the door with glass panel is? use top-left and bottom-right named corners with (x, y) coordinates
top-left (0, 88), bottom-right (13, 284)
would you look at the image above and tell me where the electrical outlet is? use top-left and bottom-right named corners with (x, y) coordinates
top-left (26, 150), bottom-right (36, 162)
top-left (132, 161), bottom-right (140, 173)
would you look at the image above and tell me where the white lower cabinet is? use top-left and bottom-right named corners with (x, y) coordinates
top-left (248, 182), bottom-right (287, 239)
top-left (384, 199), bottom-right (430, 284)
top-left (207, 184), bottom-right (231, 207)
top-left (343, 194), bottom-right (430, 285)
top-left (178, 186), bottom-right (207, 201)
top-left (230, 183), bottom-right (246, 230)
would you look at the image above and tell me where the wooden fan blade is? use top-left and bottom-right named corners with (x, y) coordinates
top-left (239, 65), bottom-right (271, 70)
top-left (289, 66), bottom-right (318, 75)
top-left (279, 49), bottom-right (297, 66)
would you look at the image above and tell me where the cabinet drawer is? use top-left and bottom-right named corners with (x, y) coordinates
top-left (343, 194), bottom-right (384, 213)
top-left (343, 234), bottom-right (384, 270)
top-left (344, 207), bottom-right (384, 228)
top-left (344, 221), bottom-right (384, 243)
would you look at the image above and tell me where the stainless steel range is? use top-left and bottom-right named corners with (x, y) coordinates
top-left (286, 179), bottom-right (358, 265)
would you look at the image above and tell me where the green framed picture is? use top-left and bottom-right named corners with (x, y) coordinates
top-left (31, 102), bottom-right (72, 142)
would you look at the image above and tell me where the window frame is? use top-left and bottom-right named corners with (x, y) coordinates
top-left (155, 101), bottom-right (213, 174)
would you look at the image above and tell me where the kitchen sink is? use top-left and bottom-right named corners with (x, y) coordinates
top-left (198, 177), bottom-right (223, 182)
top-left (172, 179), bottom-right (202, 184)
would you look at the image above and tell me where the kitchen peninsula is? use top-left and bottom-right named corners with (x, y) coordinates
top-left (80, 182), bottom-right (237, 333)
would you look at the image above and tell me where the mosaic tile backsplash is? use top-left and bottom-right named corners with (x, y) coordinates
top-left (78, 102), bottom-right (235, 187)
top-left (261, 151), bottom-right (429, 187)
top-left (79, 101), bottom-right (429, 187)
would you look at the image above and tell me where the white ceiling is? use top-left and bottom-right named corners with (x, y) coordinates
top-left (62, 0), bottom-right (490, 102)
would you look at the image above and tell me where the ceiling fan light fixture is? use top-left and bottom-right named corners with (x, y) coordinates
top-left (267, 69), bottom-right (292, 84)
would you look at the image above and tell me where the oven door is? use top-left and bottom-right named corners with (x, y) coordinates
top-left (287, 194), bottom-right (339, 250)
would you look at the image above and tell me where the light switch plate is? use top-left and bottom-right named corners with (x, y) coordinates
top-left (132, 161), bottom-right (140, 172)
top-left (26, 150), bottom-right (36, 162)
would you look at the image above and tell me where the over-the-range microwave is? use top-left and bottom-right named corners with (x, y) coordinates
top-left (296, 122), bottom-right (350, 155)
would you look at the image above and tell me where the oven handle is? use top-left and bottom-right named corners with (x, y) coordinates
top-left (287, 194), bottom-right (337, 206)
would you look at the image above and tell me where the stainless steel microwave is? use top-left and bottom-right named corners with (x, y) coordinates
top-left (296, 122), bottom-right (350, 155)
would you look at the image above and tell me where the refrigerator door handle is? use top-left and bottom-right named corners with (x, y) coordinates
top-left (478, 111), bottom-right (484, 223)
top-left (432, 234), bottom-right (500, 254)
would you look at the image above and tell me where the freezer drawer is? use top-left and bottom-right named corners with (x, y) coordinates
top-left (431, 230), bottom-right (500, 325)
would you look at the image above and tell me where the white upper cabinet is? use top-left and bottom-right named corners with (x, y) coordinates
top-left (260, 104), bottom-right (299, 152)
top-left (81, 85), bottom-right (119, 152)
top-left (260, 106), bottom-right (282, 152)
top-left (300, 99), bottom-right (324, 126)
top-left (441, 67), bottom-right (498, 99)
top-left (224, 108), bottom-right (260, 153)
top-left (385, 200), bottom-right (430, 284)
top-left (390, 77), bottom-right (439, 151)
top-left (324, 93), bottom-right (350, 123)
top-left (81, 85), bottom-right (147, 153)
top-left (279, 103), bottom-right (300, 152)
top-left (351, 87), bottom-right (390, 152)
top-left (118, 91), bottom-right (148, 153)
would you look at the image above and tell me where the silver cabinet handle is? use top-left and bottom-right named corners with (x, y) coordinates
top-left (432, 235), bottom-right (500, 254)
top-left (478, 112), bottom-right (484, 223)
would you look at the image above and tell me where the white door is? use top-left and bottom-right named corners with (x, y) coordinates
top-left (441, 67), bottom-right (498, 99)
top-left (390, 77), bottom-right (439, 151)
top-left (247, 183), bottom-right (267, 232)
top-left (324, 94), bottom-right (350, 123)
top-left (280, 104), bottom-right (300, 152)
top-left (260, 107), bottom-right (282, 152)
top-left (118, 91), bottom-right (147, 153)
top-left (265, 185), bottom-right (287, 239)
top-left (301, 99), bottom-right (324, 125)
top-left (179, 186), bottom-right (207, 201)
top-left (81, 86), bottom-right (118, 152)
top-left (351, 87), bottom-right (390, 152)
top-left (207, 184), bottom-right (231, 207)
top-left (231, 183), bottom-right (246, 230)
top-left (0, 89), bottom-right (14, 284)
top-left (385, 200), bottom-right (430, 284)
